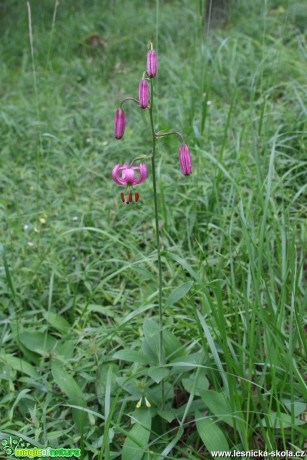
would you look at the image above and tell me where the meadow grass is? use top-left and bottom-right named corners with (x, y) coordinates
top-left (0, 0), bottom-right (306, 459)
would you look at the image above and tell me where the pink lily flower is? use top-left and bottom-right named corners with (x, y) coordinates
top-left (112, 162), bottom-right (147, 203)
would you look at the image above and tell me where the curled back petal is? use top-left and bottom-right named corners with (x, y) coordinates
top-left (112, 164), bottom-right (127, 186)
top-left (134, 162), bottom-right (148, 184)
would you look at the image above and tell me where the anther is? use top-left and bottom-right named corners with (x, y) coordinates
top-left (120, 192), bottom-right (125, 202)
top-left (135, 193), bottom-right (139, 202)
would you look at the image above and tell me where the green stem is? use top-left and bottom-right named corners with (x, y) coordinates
top-left (149, 78), bottom-right (165, 408)
top-left (120, 96), bottom-right (139, 108)
top-left (130, 153), bottom-right (153, 166)
top-left (155, 130), bottom-right (184, 143)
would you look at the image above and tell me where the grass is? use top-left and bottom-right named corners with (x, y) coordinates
top-left (0, 0), bottom-right (306, 458)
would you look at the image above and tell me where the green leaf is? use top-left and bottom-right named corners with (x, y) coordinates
top-left (143, 318), bottom-right (159, 335)
top-left (199, 390), bottom-right (235, 427)
top-left (122, 409), bottom-right (151, 460)
top-left (116, 377), bottom-right (140, 398)
top-left (142, 319), bottom-right (160, 364)
top-left (51, 359), bottom-right (86, 432)
top-left (54, 339), bottom-right (75, 359)
top-left (260, 412), bottom-right (305, 428)
top-left (0, 362), bottom-right (15, 380)
top-left (132, 266), bottom-right (156, 282)
top-left (142, 337), bottom-right (159, 365)
top-left (159, 426), bottom-right (184, 458)
top-left (157, 409), bottom-right (176, 423)
top-left (19, 331), bottom-right (57, 356)
top-left (113, 349), bottom-right (149, 364)
top-left (196, 411), bottom-right (229, 457)
top-left (167, 253), bottom-right (201, 283)
top-left (88, 304), bottom-right (115, 318)
top-left (2, 354), bottom-right (39, 378)
top-left (148, 366), bottom-right (169, 383)
top-left (51, 360), bottom-right (84, 403)
top-left (163, 330), bottom-right (185, 360)
top-left (9, 389), bottom-right (33, 420)
top-left (0, 243), bottom-right (16, 298)
top-left (166, 281), bottom-right (193, 306)
top-left (182, 371), bottom-right (209, 396)
top-left (170, 351), bottom-right (204, 373)
top-left (196, 311), bottom-right (228, 392)
top-left (282, 399), bottom-right (306, 417)
top-left (142, 319), bottom-right (184, 363)
top-left (97, 363), bottom-right (118, 403)
top-left (44, 311), bottom-right (70, 334)
top-left (147, 382), bottom-right (174, 407)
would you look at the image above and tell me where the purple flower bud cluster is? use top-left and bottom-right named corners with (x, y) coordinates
top-left (113, 47), bottom-right (157, 140)
top-left (112, 43), bottom-right (191, 203)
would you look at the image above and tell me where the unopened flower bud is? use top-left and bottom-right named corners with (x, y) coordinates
top-left (147, 50), bottom-right (157, 78)
top-left (114, 109), bottom-right (125, 139)
top-left (178, 144), bottom-right (192, 176)
top-left (138, 80), bottom-right (149, 109)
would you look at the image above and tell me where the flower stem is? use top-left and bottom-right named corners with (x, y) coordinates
top-left (149, 78), bottom-right (165, 408)
top-left (155, 130), bottom-right (185, 143)
top-left (130, 153), bottom-right (153, 166)
top-left (120, 96), bottom-right (139, 108)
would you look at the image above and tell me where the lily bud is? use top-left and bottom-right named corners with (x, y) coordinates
top-left (178, 144), bottom-right (192, 176)
top-left (138, 79), bottom-right (149, 109)
top-left (114, 109), bottom-right (125, 139)
top-left (147, 50), bottom-right (157, 78)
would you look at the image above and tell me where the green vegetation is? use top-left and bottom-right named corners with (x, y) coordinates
top-left (0, 0), bottom-right (306, 458)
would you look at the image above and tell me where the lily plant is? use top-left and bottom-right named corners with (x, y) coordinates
top-left (112, 41), bottom-right (191, 408)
